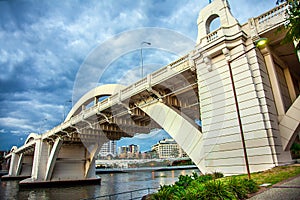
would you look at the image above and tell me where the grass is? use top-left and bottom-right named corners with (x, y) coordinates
top-left (237, 165), bottom-right (300, 185)
top-left (149, 165), bottom-right (300, 199)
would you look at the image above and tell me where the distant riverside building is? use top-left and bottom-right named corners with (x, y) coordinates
top-left (151, 138), bottom-right (187, 159)
top-left (118, 144), bottom-right (140, 158)
top-left (98, 140), bottom-right (117, 159)
top-left (118, 146), bottom-right (129, 155)
top-left (129, 144), bottom-right (140, 154)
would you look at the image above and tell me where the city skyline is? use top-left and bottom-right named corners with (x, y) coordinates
top-left (0, 0), bottom-right (277, 150)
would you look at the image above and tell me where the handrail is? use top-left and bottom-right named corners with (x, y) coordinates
top-left (256, 2), bottom-right (287, 24)
top-left (206, 27), bottom-right (221, 42)
top-left (82, 187), bottom-right (159, 200)
top-left (254, 2), bottom-right (288, 33)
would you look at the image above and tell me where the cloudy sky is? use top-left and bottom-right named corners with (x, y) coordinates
top-left (0, 0), bottom-right (277, 151)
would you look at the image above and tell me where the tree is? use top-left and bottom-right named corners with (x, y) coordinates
top-left (276, 0), bottom-right (300, 50)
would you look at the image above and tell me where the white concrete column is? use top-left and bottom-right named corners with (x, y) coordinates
top-left (31, 139), bottom-right (41, 179)
top-left (15, 153), bottom-right (24, 176)
top-left (31, 138), bottom-right (50, 180)
top-left (8, 152), bottom-right (19, 176)
top-left (139, 100), bottom-right (205, 173)
top-left (84, 135), bottom-right (108, 178)
top-left (261, 47), bottom-right (286, 119)
top-left (45, 138), bottom-right (63, 180)
top-left (284, 67), bottom-right (297, 102)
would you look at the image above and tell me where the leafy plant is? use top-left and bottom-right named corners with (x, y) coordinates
top-left (195, 173), bottom-right (213, 183)
top-left (151, 185), bottom-right (174, 200)
top-left (241, 178), bottom-right (259, 194)
top-left (201, 180), bottom-right (235, 200)
top-left (226, 177), bottom-right (248, 199)
top-left (276, 0), bottom-right (300, 50)
top-left (184, 181), bottom-right (205, 199)
top-left (176, 174), bottom-right (194, 188)
top-left (212, 171), bottom-right (224, 179)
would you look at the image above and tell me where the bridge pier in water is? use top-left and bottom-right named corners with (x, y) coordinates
top-left (3, 133), bottom-right (103, 186)
top-left (4, 0), bottom-right (300, 184)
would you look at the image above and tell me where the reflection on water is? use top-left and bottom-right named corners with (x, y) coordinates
top-left (0, 169), bottom-right (200, 200)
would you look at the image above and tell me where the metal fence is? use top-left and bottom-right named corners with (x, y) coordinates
top-left (82, 187), bottom-right (159, 200)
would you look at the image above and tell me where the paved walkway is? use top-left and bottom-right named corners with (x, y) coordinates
top-left (249, 175), bottom-right (300, 200)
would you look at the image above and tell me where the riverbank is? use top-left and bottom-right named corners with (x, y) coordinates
top-left (0, 168), bottom-right (199, 200)
top-left (96, 165), bottom-right (198, 174)
top-left (148, 164), bottom-right (300, 200)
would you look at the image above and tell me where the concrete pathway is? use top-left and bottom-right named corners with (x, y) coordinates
top-left (249, 175), bottom-right (300, 200)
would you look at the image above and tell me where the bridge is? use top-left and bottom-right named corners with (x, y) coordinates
top-left (4, 0), bottom-right (300, 186)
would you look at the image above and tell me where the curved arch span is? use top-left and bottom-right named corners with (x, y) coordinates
top-left (65, 84), bottom-right (125, 121)
top-left (10, 146), bottom-right (18, 153)
top-left (24, 133), bottom-right (39, 145)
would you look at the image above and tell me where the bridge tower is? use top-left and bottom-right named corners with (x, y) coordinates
top-left (191, 0), bottom-right (299, 175)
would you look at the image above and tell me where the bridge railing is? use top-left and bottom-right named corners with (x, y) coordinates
top-left (8, 140), bottom-right (36, 155)
top-left (254, 3), bottom-right (288, 34)
top-left (38, 54), bottom-right (190, 139)
top-left (206, 27), bottom-right (221, 43)
top-left (200, 3), bottom-right (288, 46)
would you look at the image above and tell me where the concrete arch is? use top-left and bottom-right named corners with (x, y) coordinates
top-left (10, 146), bottom-right (18, 153)
top-left (65, 84), bottom-right (125, 121)
top-left (24, 133), bottom-right (39, 145)
top-left (138, 101), bottom-right (205, 173)
top-left (206, 14), bottom-right (220, 34)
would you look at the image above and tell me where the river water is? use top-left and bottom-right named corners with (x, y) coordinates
top-left (0, 169), bottom-right (200, 200)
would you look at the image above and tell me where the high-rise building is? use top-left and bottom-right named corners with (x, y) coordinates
top-left (151, 138), bottom-right (187, 159)
top-left (117, 144), bottom-right (140, 158)
top-left (118, 146), bottom-right (129, 155)
top-left (98, 140), bottom-right (117, 158)
top-left (128, 144), bottom-right (140, 154)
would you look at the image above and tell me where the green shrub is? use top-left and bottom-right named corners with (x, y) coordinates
top-left (212, 171), bottom-right (224, 179)
top-left (241, 178), bottom-right (258, 193)
top-left (152, 172), bottom-right (258, 200)
top-left (226, 177), bottom-right (248, 199)
top-left (200, 180), bottom-right (235, 200)
top-left (151, 185), bottom-right (174, 200)
top-left (176, 174), bottom-right (194, 188)
top-left (226, 177), bottom-right (259, 199)
top-left (184, 181), bottom-right (205, 199)
top-left (196, 173), bottom-right (213, 183)
top-left (191, 172), bottom-right (199, 179)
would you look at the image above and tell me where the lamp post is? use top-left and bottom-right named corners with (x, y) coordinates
top-left (140, 41), bottom-right (151, 78)
top-left (63, 100), bottom-right (72, 121)
top-left (226, 38), bottom-right (267, 179)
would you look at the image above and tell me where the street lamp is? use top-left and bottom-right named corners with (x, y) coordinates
top-left (63, 100), bottom-right (72, 121)
top-left (255, 38), bottom-right (268, 48)
top-left (140, 41), bottom-right (151, 78)
top-left (226, 38), bottom-right (268, 179)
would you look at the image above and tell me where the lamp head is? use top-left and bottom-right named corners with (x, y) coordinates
top-left (255, 38), bottom-right (268, 48)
